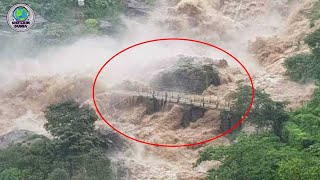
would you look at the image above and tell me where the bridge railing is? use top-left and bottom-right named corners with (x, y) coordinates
top-left (105, 87), bottom-right (232, 110)
top-left (94, 83), bottom-right (235, 111)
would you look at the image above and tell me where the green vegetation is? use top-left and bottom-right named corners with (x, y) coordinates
top-left (197, 87), bottom-right (320, 180)
top-left (84, 0), bottom-right (123, 22)
top-left (0, 168), bottom-right (24, 180)
top-left (284, 53), bottom-right (319, 82)
top-left (308, 0), bottom-right (320, 27)
top-left (84, 19), bottom-right (100, 34)
top-left (0, 0), bottom-right (125, 45)
top-left (0, 0), bottom-right (123, 22)
top-left (305, 28), bottom-right (320, 57)
top-left (47, 169), bottom-right (70, 180)
top-left (220, 85), bottom-right (288, 137)
top-left (151, 58), bottom-right (221, 93)
top-left (0, 101), bottom-right (114, 180)
top-left (284, 28), bottom-right (320, 82)
top-left (38, 23), bottom-right (72, 45)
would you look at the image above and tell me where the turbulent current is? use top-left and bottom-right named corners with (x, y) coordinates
top-left (0, 0), bottom-right (316, 179)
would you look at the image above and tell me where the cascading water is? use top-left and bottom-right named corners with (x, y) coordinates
top-left (0, 0), bottom-right (316, 179)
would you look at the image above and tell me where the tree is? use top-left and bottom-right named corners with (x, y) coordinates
top-left (44, 101), bottom-right (105, 158)
top-left (284, 53), bottom-right (320, 82)
top-left (0, 100), bottom-right (114, 179)
top-left (47, 168), bottom-right (70, 180)
top-left (0, 168), bottom-right (24, 180)
top-left (197, 133), bottom-right (320, 180)
top-left (308, 0), bottom-right (320, 27)
top-left (0, 136), bottom-right (54, 180)
top-left (78, 150), bottom-right (113, 180)
top-left (277, 158), bottom-right (320, 180)
top-left (283, 88), bottom-right (320, 148)
top-left (84, 0), bottom-right (124, 20)
top-left (304, 28), bottom-right (320, 57)
top-left (199, 87), bottom-right (320, 180)
top-left (220, 85), bottom-right (288, 137)
top-left (197, 134), bottom-right (287, 180)
top-left (44, 100), bottom-right (97, 137)
top-left (44, 100), bottom-right (109, 177)
top-left (284, 28), bottom-right (320, 82)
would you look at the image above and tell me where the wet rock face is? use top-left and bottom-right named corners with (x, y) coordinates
top-left (151, 57), bottom-right (221, 94)
top-left (96, 126), bottom-right (127, 151)
top-left (181, 106), bottom-right (206, 128)
top-left (125, 0), bottom-right (150, 16)
top-left (0, 129), bottom-right (35, 149)
top-left (99, 20), bottom-right (114, 34)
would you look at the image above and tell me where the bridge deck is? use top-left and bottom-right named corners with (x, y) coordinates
top-left (96, 89), bottom-right (231, 110)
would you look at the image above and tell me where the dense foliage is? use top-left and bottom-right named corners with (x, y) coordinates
top-left (284, 28), bottom-right (320, 82)
top-left (308, 0), bottom-right (320, 27)
top-left (305, 28), bottom-right (320, 57)
top-left (198, 88), bottom-right (320, 180)
top-left (0, 0), bottom-right (123, 21)
top-left (0, 101), bottom-right (113, 180)
top-left (284, 53), bottom-right (319, 82)
top-left (84, 0), bottom-right (123, 22)
top-left (220, 85), bottom-right (288, 137)
top-left (151, 58), bottom-right (221, 93)
top-left (0, 0), bottom-right (125, 45)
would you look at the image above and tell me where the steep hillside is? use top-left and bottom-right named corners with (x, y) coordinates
top-left (250, 0), bottom-right (318, 109)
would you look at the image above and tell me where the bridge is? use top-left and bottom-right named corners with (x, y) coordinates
top-left (92, 88), bottom-right (234, 134)
top-left (95, 88), bottom-right (232, 113)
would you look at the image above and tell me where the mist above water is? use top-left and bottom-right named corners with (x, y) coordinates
top-left (0, 0), bottom-right (292, 89)
top-left (0, 0), bottom-right (298, 179)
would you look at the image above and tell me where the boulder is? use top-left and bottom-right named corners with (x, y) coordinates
top-left (151, 57), bottom-right (221, 94)
top-left (96, 126), bottom-right (127, 151)
top-left (125, 0), bottom-right (150, 16)
top-left (99, 20), bottom-right (114, 33)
